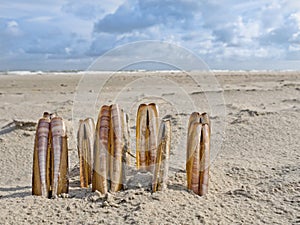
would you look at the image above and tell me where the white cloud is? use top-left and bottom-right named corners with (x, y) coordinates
top-left (93, 0), bottom-right (201, 33)
top-left (1, 0), bottom-right (300, 70)
top-left (61, 0), bottom-right (124, 21)
top-left (5, 20), bottom-right (22, 36)
top-left (7, 20), bottom-right (18, 28)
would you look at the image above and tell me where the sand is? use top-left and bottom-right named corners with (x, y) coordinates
top-left (0, 71), bottom-right (299, 225)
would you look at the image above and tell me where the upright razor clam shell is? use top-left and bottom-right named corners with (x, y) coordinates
top-left (147, 103), bottom-right (159, 172)
top-left (199, 123), bottom-right (210, 196)
top-left (85, 118), bottom-right (95, 185)
top-left (78, 120), bottom-right (88, 188)
top-left (32, 114), bottom-right (51, 197)
top-left (93, 105), bottom-right (110, 193)
top-left (50, 117), bottom-right (69, 197)
top-left (159, 120), bottom-right (171, 191)
top-left (186, 112), bottom-right (200, 190)
top-left (77, 118), bottom-right (95, 188)
top-left (152, 119), bottom-right (171, 192)
top-left (136, 104), bottom-right (148, 170)
top-left (121, 110), bottom-right (130, 189)
top-left (110, 104), bottom-right (123, 192)
top-left (125, 113), bottom-right (131, 165)
top-left (121, 111), bottom-right (131, 166)
top-left (186, 122), bottom-right (202, 194)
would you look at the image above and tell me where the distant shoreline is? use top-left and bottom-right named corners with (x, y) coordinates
top-left (1, 69), bottom-right (300, 76)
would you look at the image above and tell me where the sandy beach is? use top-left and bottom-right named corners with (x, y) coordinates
top-left (0, 71), bottom-right (299, 224)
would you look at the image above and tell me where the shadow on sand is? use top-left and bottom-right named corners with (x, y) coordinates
top-left (0, 186), bottom-right (32, 199)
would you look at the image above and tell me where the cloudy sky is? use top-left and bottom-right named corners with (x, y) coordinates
top-left (1, 0), bottom-right (300, 71)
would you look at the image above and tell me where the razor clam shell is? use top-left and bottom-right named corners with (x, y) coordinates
top-left (186, 122), bottom-right (202, 194)
top-left (186, 112), bottom-right (200, 190)
top-left (152, 119), bottom-right (171, 192)
top-left (110, 104), bottom-right (123, 192)
top-left (85, 118), bottom-right (95, 185)
top-left (32, 115), bottom-right (51, 197)
top-left (78, 120), bottom-right (88, 188)
top-left (136, 104), bottom-right (148, 170)
top-left (199, 123), bottom-right (210, 196)
top-left (59, 134), bottom-right (69, 195)
top-left (50, 117), bottom-right (68, 197)
top-left (122, 111), bottom-right (131, 166)
top-left (121, 110), bottom-right (130, 189)
top-left (159, 120), bottom-right (171, 191)
top-left (147, 103), bottom-right (159, 172)
top-left (77, 118), bottom-right (95, 188)
top-left (93, 105), bottom-right (110, 194)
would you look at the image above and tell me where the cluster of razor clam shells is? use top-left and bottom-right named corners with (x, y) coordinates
top-left (32, 103), bottom-right (210, 198)
top-left (32, 112), bottom-right (68, 198)
top-left (186, 112), bottom-right (211, 196)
